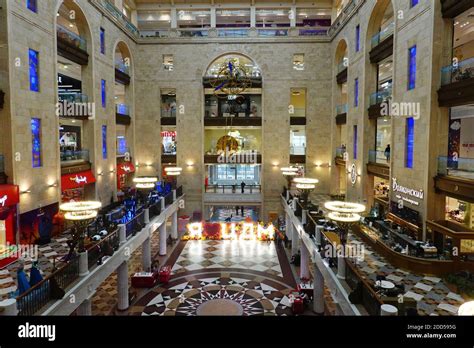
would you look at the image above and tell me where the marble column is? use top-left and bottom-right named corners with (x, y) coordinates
top-left (159, 221), bottom-right (167, 256)
top-left (171, 211), bottom-right (178, 240)
top-left (285, 214), bottom-right (292, 241)
top-left (300, 243), bottom-right (310, 280)
top-left (291, 227), bottom-right (299, 256)
top-left (142, 237), bottom-right (151, 272)
top-left (313, 262), bottom-right (325, 315)
top-left (76, 298), bottom-right (92, 316)
top-left (117, 261), bottom-right (129, 311)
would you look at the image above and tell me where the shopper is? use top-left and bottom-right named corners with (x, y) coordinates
top-left (241, 181), bottom-right (246, 193)
top-left (384, 144), bottom-right (391, 162)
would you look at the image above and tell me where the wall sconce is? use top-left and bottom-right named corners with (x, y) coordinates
top-left (146, 163), bottom-right (153, 167)
top-left (135, 162), bottom-right (140, 168)
top-left (314, 162), bottom-right (331, 168)
top-left (48, 183), bottom-right (58, 188)
top-left (97, 171), bottom-right (104, 176)
top-left (186, 161), bottom-right (194, 167)
top-left (272, 162), bottom-right (279, 167)
top-left (109, 169), bottom-right (116, 174)
top-left (21, 189), bottom-right (31, 194)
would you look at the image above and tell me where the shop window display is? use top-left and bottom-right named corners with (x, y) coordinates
top-left (446, 197), bottom-right (473, 229)
top-left (161, 130), bottom-right (177, 154)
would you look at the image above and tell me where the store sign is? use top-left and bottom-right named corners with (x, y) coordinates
top-left (122, 165), bottom-right (132, 173)
top-left (0, 185), bottom-right (20, 207)
top-left (186, 222), bottom-right (275, 241)
top-left (70, 175), bottom-right (88, 184)
top-left (392, 177), bottom-right (424, 206)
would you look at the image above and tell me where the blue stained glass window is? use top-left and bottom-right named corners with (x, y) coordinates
top-left (411, 0), bottom-right (419, 7)
top-left (355, 25), bottom-right (360, 52)
top-left (353, 125), bottom-right (358, 159)
top-left (408, 45), bottom-right (417, 90)
top-left (405, 117), bottom-right (415, 168)
top-left (29, 49), bottom-right (39, 92)
top-left (100, 28), bottom-right (105, 54)
top-left (101, 79), bottom-right (106, 107)
top-left (354, 78), bottom-right (359, 106)
top-left (102, 125), bottom-right (107, 159)
top-left (27, 0), bottom-right (37, 12)
top-left (31, 118), bottom-right (42, 167)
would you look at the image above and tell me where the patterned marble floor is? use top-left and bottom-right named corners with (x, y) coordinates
top-left (130, 240), bottom-right (298, 316)
top-left (348, 233), bottom-right (467, 316)
top-left (172, 240), bottom-right (282, 277)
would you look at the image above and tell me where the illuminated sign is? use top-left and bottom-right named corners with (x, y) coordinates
top-left (350, 163), bottom-right (357, 186)
top-left (392, 177), bottom-right (423, 207)
top-left (0, 195), bottom-right (7, 207)
top-left (70, 175), bottom-right (88, 184)
top-left (185, 222), bottom-right (275, 241)
top-left (122, 166), bottom-right (131, 172)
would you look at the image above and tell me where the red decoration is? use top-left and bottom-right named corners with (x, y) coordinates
top-left (61, 170), bottom-right (96, 190)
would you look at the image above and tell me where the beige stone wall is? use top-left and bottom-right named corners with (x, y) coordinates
top-left (3, 0), bottom-right (137, 212)
top-left (134, 41), bottom-right (333, 220)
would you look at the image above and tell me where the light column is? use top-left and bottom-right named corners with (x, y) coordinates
top-left (117, 261), bottom-right (129, 311)
top-left (300, 243), bottom-right (310, 280)
top-left (171, 211), bottom-right (178, 240)
top-left (159, 221), bottom-right (167, 256)
top-left (313, 262), bottom-right (325, 315)
top-left (76, 297), bottom-right (92, 316)
top-left (142, 237), bottom-right (151, 272)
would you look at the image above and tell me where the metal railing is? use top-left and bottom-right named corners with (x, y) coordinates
top-left (103, 0), bottom-right (139, 36)
top-left (16, 256), bottom-right (80, 316)
top-left (149, 201), bottom-right (162, 219)
top-left (60, 149), bottom-right (89, 163)
top-left (164, 191), bottom-right (174, 206)
top-left (58, 92), bottom-right (89, 103)
top-left (57, 24), bottom-right (87, 52)
top-left (125, 211), bottom-right (145, 239)
top-left (336, 147), bottom-right (347, 159)
top-left (218, 28), bottom-right (249, 37)
top-left (328, 0), bottom-right (360, 37)
top-left (336, 104), bottom-right (348, 115)
top-left (205, 184), bottom-right (262, 194)
top-left (257, 28), bottom-right (288, 37)
top-left (438, 156), bottom-right (474, 178)
top-left (115, 61), bottom-right (130, 75)
top-left (298, 28), bottom-right (329, 36)
top-left (116, 103), bottom-right (130, 115)
top-left (440, 57), bottom-right (474, 85)
top-left (371, 22), bottom-right (394, 49)
top-left (368, 149), bottom-right (390, 164)
top-left (369, 85), bottom-right (392, 106)
top-left (337, 60), bottom-right (348, 73)
top-left (161, 108), bottom-right (176, 118)
top-left (87, 229), bottom-right (119, 269)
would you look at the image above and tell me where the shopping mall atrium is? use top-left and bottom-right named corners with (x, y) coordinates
top-left (0, 0), bottom-right (473, 320)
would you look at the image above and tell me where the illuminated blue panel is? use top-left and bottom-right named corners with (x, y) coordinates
top-left (406, 117), bottom-right (415, 168)
top-left (27, 0), bottom-right (37, 12)
top-left (354, 78), bottom-right (359, 106)
top-left (29, 49), bottom-right (39, 92)
top-left (101, 79), bottom-right (106, 108)
top-left (408, 45), bottom-right (417, 90)
top-left (353, 125), bottom-right (358, 159)
top-left (355, 25), bottom-right (360, 52)
top-left (31, 118), bottom-right (42, 168)
top-left (411, 0), bottom-right (419, 7)
top-left (102, 125), bottom-right (107, 159)
top-left (100, 28), bottom-right (105, 54)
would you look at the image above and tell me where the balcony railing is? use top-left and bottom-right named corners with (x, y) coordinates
top-left (369, 85), bottom-right (392, 106)
top-left (218, 28), bottom-right (249, 37)
top-left (58, 92), bottom-right (89, 103)
top-left (115, 61), bottom-right (130, 75)
top-left (116, 104), bottom-right (130, 116)
top-left (337, 60), bottom-right (348, 73)
top-left (56, 24), bottom-right (87, 52)
top-left (103, 0), bottom-right (139, 36)
top-left (438, 156), bottom-right (474, 179)
top-left (370, 22), bottom-right (394, 49)
top-left (60, 149), bottom-right (89, 164)
top-left (336, 104), bottom-right (348, 115)
top-left (336, 147), bottom-right (347, 159)
top-left (205, 184), bottom-right (262, 194)
top-left (298, 28), bottom-right (329, 36)
top-left (176, 185), bottom-right (183, 198)
top-left (440, 57), bottom-right (474, 86)
top-left (369, 149), bottom-right (390, 165)
top-left (125, 210), bottom-right (145, 239)
top-left (16, 256), bottom-right (80, 316)
top-left (258, 28), bottom-right (289, 37)
top-left (161, 108), bottom-right (176, 118)
top-left (87, 229), bottom-right (119, 269)
top-left (328, 0), bottom-right (360, 37)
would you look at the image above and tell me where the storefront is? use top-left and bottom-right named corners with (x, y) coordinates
top-left (117, 161), bottom-right (136, 190)
top-left (61, 170), bottom-right (96, 202)
top-left (0, 185), bottom-right (19, 268)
